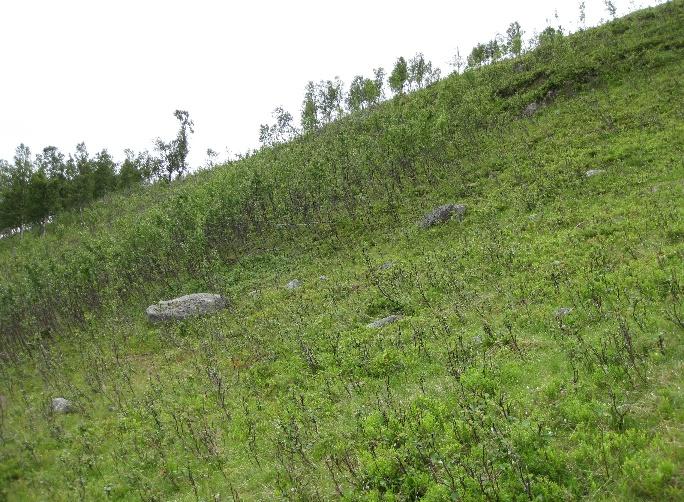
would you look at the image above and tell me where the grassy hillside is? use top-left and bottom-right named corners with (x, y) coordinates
top-left (1, 2), bottom-right (683, 500)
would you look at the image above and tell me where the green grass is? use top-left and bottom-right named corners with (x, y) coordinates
top-left (1, 2), bottom-right (683, 500)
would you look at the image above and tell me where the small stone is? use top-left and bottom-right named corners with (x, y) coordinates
top-left (555, 307), bottom-right (573, 317)
top-left (585, 169), bottom-right (605, 177)
top-left (522, 101), bottom-right (541, 117)
top-left (420, 204), bottom-right (467, 228)
top-left (286, 279), bottom-right (301, 290)
top-left (379, 262), bottom-right (394, 270)
top-left (545, 89), bottom-right (558, 101)
top-left (51, 397), bottom-right (73, 413)
top-left (367, 315), bottom-right (403, 329)
top-left (318, 275), bottom-right (328, 281)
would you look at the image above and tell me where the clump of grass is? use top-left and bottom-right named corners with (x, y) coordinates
top-left (1, 2), bottom-right (683, 500)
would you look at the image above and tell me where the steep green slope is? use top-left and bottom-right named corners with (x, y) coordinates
top-left (1, 2), bottom-right (684, 500)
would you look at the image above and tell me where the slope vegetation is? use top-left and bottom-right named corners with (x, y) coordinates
top-left (1, 3), bottom-right (683, 500)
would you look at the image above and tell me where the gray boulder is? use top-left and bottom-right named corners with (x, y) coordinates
top-left (522, 90), bottom-right (558, 118)
top-left (146, 293), bottom-right (227, 323)
top-left (555, 307), bottom-right (573, 318)
top-left (367, 315), bottom-right (402, 329)
top-left (585, 169), bottom-right (605, 177)
top-left (522, 101), bottom-right (541, 117)
top-left (286, 279), bottom-right (302, 290)
top-left (51, 397), bottom-right (73, 413)
top-left (420, 204), bottom-right (467, 228)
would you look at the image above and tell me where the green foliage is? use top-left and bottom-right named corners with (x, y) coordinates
top-left (407, 53), bottom-right (441, 90)
top-left (318, 77), bottom-right (344, 124)
top-left (0, 141), bottom-right (162, 235)
top-left (155, 109), bottom-right (195, 182)
top-left (259, 107), bottom-right (298, 147)
top-left (117, 149), bottom-right (145, 190)
top-left (347, 71), bottom-right (384, 113)
top-left (506, 21), bottom-right (523, 57)
top-left (1, 2), bottom-right (684, 500)
top-left (538, 25), bottom-right (564, 47)
top-left (0, 110), bottom-right (196, 235)
top-left (389, 56), bottom-right (409, 95)
top-left (301, 80), bottom-right (319, 133)
top-left (467, 42), bottom-right (488, 68)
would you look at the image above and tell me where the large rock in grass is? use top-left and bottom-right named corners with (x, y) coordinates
top-left (146, 293), bottom-right (227, 323)
top-left (286, 279), bottom-right (302, 290)
top-left (367, 315), bottom-right (403, 329)
top-left (51, 397), bottom-right (73, 413)
top-left (522, 101), bottom-right (541, 117)
top-left (420, 204), bottom-right (467, 228)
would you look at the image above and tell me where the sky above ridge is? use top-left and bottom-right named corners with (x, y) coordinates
top-left (0, 0), bottom-right (663, 167)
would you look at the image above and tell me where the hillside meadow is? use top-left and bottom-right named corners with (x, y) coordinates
top-left (1, 2), bottom-right (683, 500)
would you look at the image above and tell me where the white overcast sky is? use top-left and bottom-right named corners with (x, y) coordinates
top-left (0, 0), bottom-right (661, 167)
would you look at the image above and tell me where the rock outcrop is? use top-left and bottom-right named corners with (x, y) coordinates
top-left (555, 307), bottom-right (573, 318)
top-left (420, 204), bottom-right (467, 228)
top-left (146, 293), bottom-right (227, 323)
top-left (286, 279), bottom-right (302, 290)
top-left (522, 101), bottom-right (541, 117)
top-left (367, 315), bottom-right (403, 329)
top-left (522, 89), bottom-right (559, 117)
top-left (52, 397), bottom-right (73, 413)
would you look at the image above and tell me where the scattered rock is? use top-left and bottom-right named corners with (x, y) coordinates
top-left (585, 169), bottom-right (605, 177)
top-left (522, 101), bottom-right (541, 117)
top-left (146, 293), bottom-right (227, 323)
top-left (420, 204), bottom-right (467, 228)
top-left (555, 307), bottom-right (573, 318)
top-left (523, 89), bottom-right (559, 117)
top-left (367, 315), bottom-right (403, 329)
top-left (379, 262), bottom-right (394, 270)
top-left (286, 279), bottom-right (302, 290)
top-left (51, 397), bottom-right (73, 414)
top-left (318, 275), bottom-right (328, 281)
top-left (248, 289), bottom-right (260, 296)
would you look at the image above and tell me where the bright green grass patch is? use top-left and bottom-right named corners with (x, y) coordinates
top-left (1, 2), bottom-right (684, 500)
